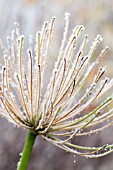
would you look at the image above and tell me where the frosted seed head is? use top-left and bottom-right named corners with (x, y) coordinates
top-left (0, 15), bottom-right (113, 159)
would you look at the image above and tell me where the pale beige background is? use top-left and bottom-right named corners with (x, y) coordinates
top-left (0, 0), bottom-right (113, 170)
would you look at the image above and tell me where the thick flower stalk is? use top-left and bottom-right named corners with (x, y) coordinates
top-left (1, 13), bottom-right (113, 169)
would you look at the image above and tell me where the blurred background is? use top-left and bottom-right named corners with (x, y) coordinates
top-left (0, 0), bottom-right (113, 169)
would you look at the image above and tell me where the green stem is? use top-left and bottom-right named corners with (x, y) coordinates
top-left (17, 130), bottom-right (37, 170)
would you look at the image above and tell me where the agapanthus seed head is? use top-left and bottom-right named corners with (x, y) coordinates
top-left (0, 13), bottom-right (113, 158)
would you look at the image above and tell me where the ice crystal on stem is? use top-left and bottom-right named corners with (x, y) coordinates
top-left (0, 13), bottom-right (113, 158)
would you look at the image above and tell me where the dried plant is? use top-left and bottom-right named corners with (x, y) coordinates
top-left (0, 13), bottom-right (113, 169)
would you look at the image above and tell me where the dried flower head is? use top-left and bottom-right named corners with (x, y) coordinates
top-left (0, 13), bottom-right (113, 158)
